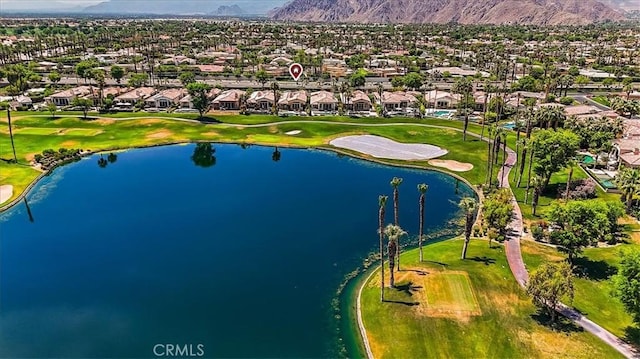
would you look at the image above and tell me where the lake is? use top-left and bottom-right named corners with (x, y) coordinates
top-left (0, 143), bottom-right (474, 358)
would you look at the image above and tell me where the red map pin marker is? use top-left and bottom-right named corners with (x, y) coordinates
top-left (289, 63), bottom-right (304, 81)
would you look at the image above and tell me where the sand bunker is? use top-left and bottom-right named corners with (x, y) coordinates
top-left (285, 130), bottom-right (302, 135)
top-left (330, 135), bottom-right (447, 160)
top-left (0, 185), bottom-right (14, 205)
top-left (428, 160), bottom-right (474, 172)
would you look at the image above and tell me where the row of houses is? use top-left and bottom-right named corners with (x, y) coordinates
top-left (46, 86), bottom-right (206, 111)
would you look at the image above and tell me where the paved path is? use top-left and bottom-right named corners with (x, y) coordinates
top-left (497, 146), bottom-right (639, 359)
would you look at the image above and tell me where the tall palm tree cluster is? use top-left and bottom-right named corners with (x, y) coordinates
top-left (377, 177), bottom-right (423, 301)
top-left (377, 177), bottom-right (479, 302)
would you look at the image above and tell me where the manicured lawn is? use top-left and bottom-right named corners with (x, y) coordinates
top-left (0, 115), bottom-right (490, 204)
top-left (521, 240), bottom-right (640, 347)
top-left (592, 96), bottom-right (611, 107)
top-left (360, 239), bottom-right (625, 358)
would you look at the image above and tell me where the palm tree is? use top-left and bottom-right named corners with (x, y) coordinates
top-left (270, 81), bottom-right (280, 115)
top-left (486, 124), bottom-right (496, 187)
top-left (531, 175), bottom-right (544, 216)
top-left (452, 77), bottom-right (473, 141)
top-left (383, 224), bottom-right (407, 288)
top-left (390, 177), bottom-right (403, 270)
top-left (564, 159), bottom-right (577, 201)
top-left (616, 168), bottom-right (640, 211)
top-left (6, 109), bottom-right (17, 163)
top-left (459, 197), bottom-right (477, 259)
top-left (377, 83), bottom-right (385, 116)
top-left (500, 131), bottom-right (508, 186)
top-left (417, 183), bottom-right (428, 262)
top-left (378, 195), bottom-right (388, 301)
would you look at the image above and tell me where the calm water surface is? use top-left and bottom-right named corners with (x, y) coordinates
top-left (0, 144), bottom-right (473, 358)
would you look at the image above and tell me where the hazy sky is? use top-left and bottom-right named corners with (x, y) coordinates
top-left (0, 0), bottom-right (288, 10)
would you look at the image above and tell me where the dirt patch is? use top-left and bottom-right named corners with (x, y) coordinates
top-left (146, 130), bottom-right (174, 139)
top-left (60, 140), bottom-right (80, 147)
top-left (517, 330), bottom-right (591, 358)
top-left (0, 185), bottom-right (13, 204)
top-left (94, 119), bottom-right (116, 125)
top-left (25, 153), bottom-right (37, 162)
top-left (202, 131), bottom-right (220, 137)
top-left (138, 119), bottom-right (163, 125)
top-left (268, 125), bottom-right (279, 134)
top-left (429, 159), bottom-right (474, 172)
top-left (407, 131), bottom-right (420, 136)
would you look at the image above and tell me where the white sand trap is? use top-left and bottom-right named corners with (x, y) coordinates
top-left (285, 130), bottom-right (302, 135)
top-left (0, 185), bottom-right (14, 204)
top-left (330, 135), bottom-right (447, 161)
top-left (429, 159), bottom-right (474, 172)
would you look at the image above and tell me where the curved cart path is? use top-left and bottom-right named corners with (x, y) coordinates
top-left (498, 146), bottom-right (639, 359)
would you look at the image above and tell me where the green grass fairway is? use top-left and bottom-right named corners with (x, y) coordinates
top-left (0, 114), bottom-right (491, 205)
top-left (421, 271), bottom-right (480, 316)
top-left (359, 239), bottom-right (625, 358)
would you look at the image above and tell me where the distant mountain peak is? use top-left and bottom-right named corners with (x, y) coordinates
top-left (83, 0), bottom-right (284, 15)
top-left (271, 0), bottom-right (626, 25)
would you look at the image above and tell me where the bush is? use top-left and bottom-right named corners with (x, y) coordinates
top-left (531, 221), bottom-right (547, 242)
top-left (545, 94), bottom-right (556, 103)
top-left (559, 179), bottom-right (597, 200)
top-left (559, 96), bottom-right (574, 105)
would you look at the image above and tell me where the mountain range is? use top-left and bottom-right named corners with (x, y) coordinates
top-left (272, 0), bottom-right (627, 25)
top-left (82, 0), bottom-right (283, 15)
top-left (1, 0), bottom-right (637, 23)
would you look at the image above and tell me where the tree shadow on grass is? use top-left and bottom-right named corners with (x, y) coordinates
top-left (423, 260), bottom-right (449, 267)
top-left (469, 256), bottom-right (496, 265)
top-left (198, 116), bottom-right (220, 124)
top-left (624, 325), bottom-right (640, 347)
top-left (383, 299), bottom-right (420, 306)
top-left (573, 256), bottom-right (617, 281)
top-left (393, 281), bottom-right (423, 297)
top-left (531, 310), bottom-right (584, 333)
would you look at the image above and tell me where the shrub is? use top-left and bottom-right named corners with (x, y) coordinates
top-left (531, 221), bottom-right (547, 241)
top-left (559, 96), bottom-right (574, 105)
top-left (559, 179), bottom-right (597, 200)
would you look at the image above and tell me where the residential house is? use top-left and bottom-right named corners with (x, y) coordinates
top-left (564, 105), bottom-right (601, 117)
top-left (246, 91), bottom-right (275, 112)
top-left (47, 86), bottom-right (93, 107)
top-left (278, 91), bottom-right (308, 112)
top-left (212, 89), bottom-right (245, 110)
top-left (145, 88), bottom-right (187, 109)
top-left (614, 120), bottom-right (640, 168)
top-left (376, 92), bottom-right (418, 112)
top-left (425, 90), bottom-right (460, 109)
top-left (310, 91), bottom-right (338, 113)
top-left (343, 90), bottom-right (372, 112)
top-left (114, 87), bottom-right (157, 109)
top-left (179, 95), bottom-right (193, 109)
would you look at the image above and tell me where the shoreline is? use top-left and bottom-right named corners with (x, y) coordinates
top-left (0, 140), bottom-right (477, 213)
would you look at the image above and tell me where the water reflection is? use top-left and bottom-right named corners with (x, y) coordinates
top-left (97, 153), bottom-right (118, 168)
top-left (191, 143), bottom-right (217, 168)
top-left (23, 197), bottom-right (34, 223)
top-left (272, 147), bottom-right (281, 162)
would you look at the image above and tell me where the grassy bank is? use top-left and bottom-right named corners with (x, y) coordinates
top-left (0, 114), bottom-right (491, 206)
top-left (359, 239), bottom-right (625, 358)
top-left (521, 238), bottom-right (640, 347)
